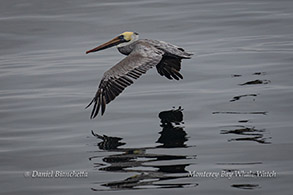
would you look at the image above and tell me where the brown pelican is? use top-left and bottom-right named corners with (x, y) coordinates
top-left (86, 32), bottom-right (192, 118)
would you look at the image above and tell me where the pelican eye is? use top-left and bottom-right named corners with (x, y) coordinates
top-left (118, 35), bottom-right (128, 42)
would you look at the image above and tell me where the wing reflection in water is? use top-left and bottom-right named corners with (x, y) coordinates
top-left (89, 107), bottom-right (198, 191)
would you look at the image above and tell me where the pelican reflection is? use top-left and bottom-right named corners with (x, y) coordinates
top-left (89, 107), bottom-right (197, 191)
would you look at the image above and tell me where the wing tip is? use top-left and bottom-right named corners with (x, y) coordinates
top-left (88, 88), bottom-right (110, 119)
top-left (87, 91), bottom-right (102, 119)
top-left (101, 94), bottom-right (106, 116)
top-left (85, 98), bottom-right (94, 109)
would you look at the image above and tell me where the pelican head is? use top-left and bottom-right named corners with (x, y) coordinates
top-left (86, 32), bottom-right (139, 54)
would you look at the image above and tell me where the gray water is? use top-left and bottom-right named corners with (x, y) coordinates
top-left (1, 0), bottom-right (293, 194)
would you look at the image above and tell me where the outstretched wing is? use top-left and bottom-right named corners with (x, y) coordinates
top-left (156, 55), bottom-right (183, 80)
top-left (144, 39), bottom-right (192, 80)
top-left (86, 43), bottom-right (164, 118)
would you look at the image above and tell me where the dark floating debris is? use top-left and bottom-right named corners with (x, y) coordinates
top-left (238, 120), bottom-right (250, 123)
top-left (229, 136), bottom-right (270, 144)
top-left (221, 126), bottom-right (265, 135)
top-left (231, 184), bottom-right (260, 190)
top-left (253, 72), bottom-right (266, 75)
top-left (230, 94), bottom-right (257, 102)
top-left (232, 72), bottom-right (266, 77)
top-left (217, 162), bottom-right (262, 165)
top-left (239, 79), bottom-right (270, 86)
top-left (213, 111), bottom-right (267, 115)
top-left (221, 125), bottom-right (271, 144)
top-left (232, 72), bottom-right (267, 77)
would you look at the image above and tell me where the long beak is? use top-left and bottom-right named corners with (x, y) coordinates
top-left (86, 36), bottom-right (122, 54)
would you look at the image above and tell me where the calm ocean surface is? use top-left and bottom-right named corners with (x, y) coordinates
top-left (1, 0), bottom-right (293, 194)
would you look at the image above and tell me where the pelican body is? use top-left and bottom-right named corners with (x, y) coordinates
top-left (86, 32), bottom-right (192, 118)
